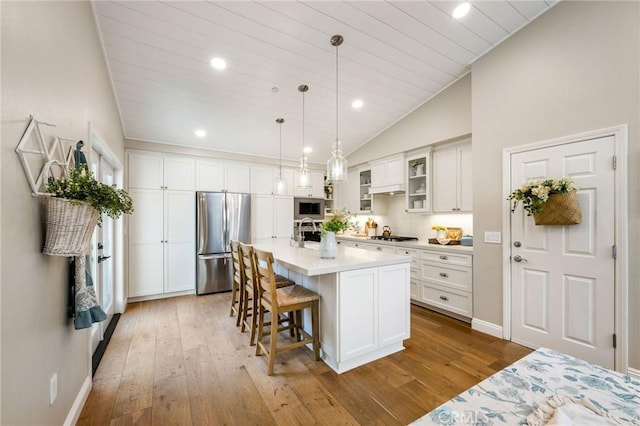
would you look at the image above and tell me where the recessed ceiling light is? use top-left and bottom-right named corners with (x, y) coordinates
top-left (195, 129), bottom-right (206, 138)
top-left (210, 57), bottom-right (227, 70)
top-left (452, 2), bottom-right (471, 19)
top-left (303, 147), bottom-right (312, 154)
top-left (352, 99), bottom-right (364, 109)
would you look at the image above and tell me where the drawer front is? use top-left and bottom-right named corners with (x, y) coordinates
top-left (353, 242), bottom-right (374, 250)
top-left (420, 262), bottom-right (471, 292)
top-left (337, 239), bottom-right (356, 248)
top-left (398, 247), bottom-right (419, 269)
top-left (420, 250), bottom-right (472, 267)
top-left (421, 284), bottom-right (472, 317)
top-left (410, 276), bottom-right (419, 300)
top-left (368, 244), bottom-right (396, 254)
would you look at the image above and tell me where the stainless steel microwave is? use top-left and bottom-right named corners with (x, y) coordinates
top-left (294, 197), bottom-right (325, 220)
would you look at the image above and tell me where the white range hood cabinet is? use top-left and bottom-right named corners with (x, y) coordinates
top-left (369, 154), bottom-right (406, 194)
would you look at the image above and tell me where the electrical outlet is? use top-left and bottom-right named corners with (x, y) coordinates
top-left (50, 373), bottom-right (58, 405)
top-left (484, 231), bottom-right (501, 244)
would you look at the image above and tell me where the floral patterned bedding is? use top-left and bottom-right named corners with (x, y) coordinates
top-left (411, 347), bottom-right (640, 425)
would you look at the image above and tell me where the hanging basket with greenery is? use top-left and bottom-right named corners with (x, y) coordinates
top-left (43, 166), bottom-right (134, 256)
top-left (508, 177), bottom-right (581, 225)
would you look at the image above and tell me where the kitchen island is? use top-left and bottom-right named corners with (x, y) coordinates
top-left (252, 240), bottom-right (411, 374)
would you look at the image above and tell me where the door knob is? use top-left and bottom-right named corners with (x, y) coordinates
top-left (513, 255), bottom-right (527, 263)
top-left (97, 255), bottom-right (111, 263)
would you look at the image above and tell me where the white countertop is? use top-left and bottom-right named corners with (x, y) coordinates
top-left (335, 235), bottom-right (474, 254)
top-left (252, 239), bottom-right (411, 277)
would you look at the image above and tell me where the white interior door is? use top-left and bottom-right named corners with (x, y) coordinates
top-left (510, 136), bottom-right (616, 369)
top-left (89, 151), bottom-right (116, 354)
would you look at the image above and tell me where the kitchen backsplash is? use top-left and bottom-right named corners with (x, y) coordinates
top-left (351, 194), bottom-right (473, 241)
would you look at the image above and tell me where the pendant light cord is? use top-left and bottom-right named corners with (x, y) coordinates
top-left (335, 41), bottom-right (339, 144)
top-left (279, 121), bottom-right (283, 178)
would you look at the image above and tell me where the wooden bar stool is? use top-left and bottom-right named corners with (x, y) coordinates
top-left (239, 243), bottom-right (293, 345)
top-left (229, 240), bottom-right (243, 326)
top-left (253, 248), bottom-right (320, 376)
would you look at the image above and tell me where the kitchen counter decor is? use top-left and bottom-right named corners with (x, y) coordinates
top-left (319, 208), bottom-right (354, 258)
top-left (44, 165), bottom-right (134, 256)
top-left (508, 177), bottom-right (581, 225)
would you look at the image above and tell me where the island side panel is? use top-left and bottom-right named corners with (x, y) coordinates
top-left (378, 263), bottom-right (411, 346)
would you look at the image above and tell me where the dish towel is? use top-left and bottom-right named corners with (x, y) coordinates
top-left (526, 395), bottom-right (627, 426)
top-left (74, 255), bottom-right (107, 330)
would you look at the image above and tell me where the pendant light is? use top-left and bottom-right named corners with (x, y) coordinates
top-left (296, 84), bottom-right (311, 189)
top-left (326, 34), bottom-right (347, 183)
top-left (274, 118), bottom-right (287, 194)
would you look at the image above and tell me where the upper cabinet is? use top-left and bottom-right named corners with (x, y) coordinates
top-left (358, 167), bottom-right (373, 213)
top-left (195, 159), bottom-right (251, 193)
top-left (294, 170), bottom-right (325, 198)
top-left (405, 150), bottom-right (431, 213)
top-left (370, 154), bottom-right (405, 194)
top-left (432, 141), bottom-right (472, 213)
top-left (128, 151), bottom-right (194, 191)
top-left (251, 165), bottom-right (295, 196)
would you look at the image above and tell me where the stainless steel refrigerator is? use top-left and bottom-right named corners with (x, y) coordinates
top-left (196, 191), bottom-right (251, 295)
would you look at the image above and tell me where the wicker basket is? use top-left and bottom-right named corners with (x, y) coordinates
top-left (533, 192), bottom-right (582, 225)
top-left (43, 197), bottom-right (99, 256)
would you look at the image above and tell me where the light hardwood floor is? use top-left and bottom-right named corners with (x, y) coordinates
top-left (78, 294), bottom-right (531, 425)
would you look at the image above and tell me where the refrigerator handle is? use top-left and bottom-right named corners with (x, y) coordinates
top-left (197, 192), bottom-right (208, 255)
top-left (223, 194), bottom-right (229, 250)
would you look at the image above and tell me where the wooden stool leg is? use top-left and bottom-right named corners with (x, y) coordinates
top-left (235, 284), bottom-right (244, 327)
top-left (312, 301), bottom-right (320, 361)
top-left (255, 303), bottom-right (265, 356)
top-left (240, 286), bottom-right (250, 333)
top-left (267, 312), bottom-right (278, 376)
top-left (249, 291), bottom-right (258, 345)
top-left (230, 284), bottom-right (237, 317)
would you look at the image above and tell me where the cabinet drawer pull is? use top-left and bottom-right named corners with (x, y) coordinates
top-left (439, 295), bottom-right (449, 301)
top-left (376, 247), bottom-right (382, 251)
top-left (439, 272), bottom-right (449, 278)
top-left (439, 255), bottom-right (449, 260)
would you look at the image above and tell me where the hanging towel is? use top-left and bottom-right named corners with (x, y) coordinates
top-left (74, 255), bottom-right (107, 330)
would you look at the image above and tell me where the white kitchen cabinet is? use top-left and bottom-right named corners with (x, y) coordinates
top-left (432, 141), bottom-right (472, 212)
top-left (294, 170), bottom-right (325, 198)
top-left (370, 154), bottom-right (405, 194)
top-left (128, 188), bottom-right (195, 298)
top-left (405, 150), bottom-right (431, 213)
top-left (337, 264), bottom-right (410, 363)
top-left (357, 167), bottom-right (373, 213)
top-left (195, 159), bottom-right (251, 193)
top-left (251, 194), bottom-right (294, 243)
top-left (127, 150), bottom-right (195, 299)
top-left (417, 249), bottom-right (473, 319)
top-left (128, 151), bottom-right (194, 191)
top-left (251, 165), bottom-right (295, 195)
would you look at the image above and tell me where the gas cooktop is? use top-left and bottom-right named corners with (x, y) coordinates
top-left (370, 236), bottom-right (419, 242)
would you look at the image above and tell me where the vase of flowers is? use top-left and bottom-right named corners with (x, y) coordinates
top-left (319, 209), bottom-right (354, 258)
top-left (431, 224), bottom-right (447, 239)
top-left (508, 177), bottom-right (581, 225)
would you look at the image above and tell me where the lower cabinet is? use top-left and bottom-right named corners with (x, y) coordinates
top-left (415, 249), bottom-right (473, 320)
top-left (337, 238), bottom-right (473, 321)
top-left (337, 264), bottom-right (410, 363)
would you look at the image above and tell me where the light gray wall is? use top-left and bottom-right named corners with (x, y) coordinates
top-left (1, 2), bottom-right (124, 424)
top-left (472, 1), bottom-right (639, 368)
top-left (347, 74), bottom-right (471, 167)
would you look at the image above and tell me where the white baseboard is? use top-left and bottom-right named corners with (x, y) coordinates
top-left (628, 367), bottom-right (640, 380)
top-left (471, 318), bottom-right (504, 339)
top-left (64, 375), bottom-right (92, 426)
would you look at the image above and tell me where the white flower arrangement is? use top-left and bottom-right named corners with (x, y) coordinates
top-left (508, 177), bottom-right (578, 216)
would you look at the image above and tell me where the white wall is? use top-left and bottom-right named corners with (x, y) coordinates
top-left (472, 1), bottom-right (639, 367)
top-left (1, 2), bottom-right (124, 424)
top-left (347, 74), bottom-right (471, 167)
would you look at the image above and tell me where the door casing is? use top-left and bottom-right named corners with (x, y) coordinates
top-left (502, 125), bottom-right (628, 373)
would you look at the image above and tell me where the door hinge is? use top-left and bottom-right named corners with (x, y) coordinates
top-left (612, 244), bottom-right (617, 259)
top-left (612, 155), bottom-right (617, 170)
top-left (613, 333), bottom-right (617, 348)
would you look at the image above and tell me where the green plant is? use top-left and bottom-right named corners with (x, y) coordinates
top-left (46, 165), bottom-right (134, 225)
top-left (321, 208), bottom-right (355, 236)
top-left (508, 177), bottom-right (577, 216)
top-left (409, 158), bottom-right (425, 168)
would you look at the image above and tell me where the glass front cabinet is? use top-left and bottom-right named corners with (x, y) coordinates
top-left (405, 150), bottom-right (431, 213)
top-left (358, 168), bottom-right (373, 213)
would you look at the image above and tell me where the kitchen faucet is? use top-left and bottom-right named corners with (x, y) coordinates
top-left (297, 217), bottom-right (317, 248)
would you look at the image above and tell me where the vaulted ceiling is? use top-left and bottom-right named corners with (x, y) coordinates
top-left (93, 1), bottom-right (556, 164)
